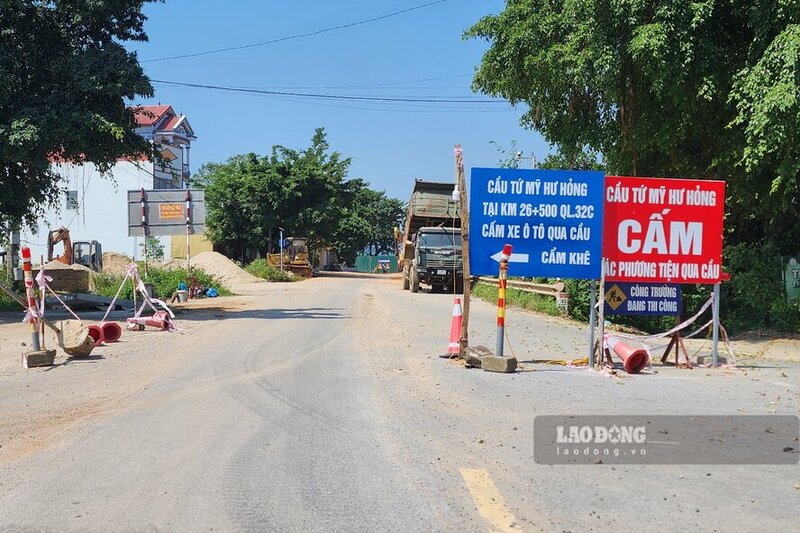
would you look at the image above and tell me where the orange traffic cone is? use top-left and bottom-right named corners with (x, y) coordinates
top-left (440, 297), bottom-right (463, 358)
top-left (605, 335), bottom-right (649, 374)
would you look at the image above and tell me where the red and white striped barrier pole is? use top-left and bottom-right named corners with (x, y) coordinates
top-left (496, 243), bottom-right (512, 357)
top-left (185, 189), bottom-right (191, 273)
top-left (140, 188), bottom-right (148, 277)
top-left (21, 247), bottom-right (41, 351)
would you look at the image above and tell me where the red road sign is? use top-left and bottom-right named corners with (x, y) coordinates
top-left (602, 176), bottom-right (725, 284)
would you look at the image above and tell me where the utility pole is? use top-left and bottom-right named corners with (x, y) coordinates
top-left (278, 227), bottom-right (285, 272)
top-left (455, 145), bottom-right (471, 358)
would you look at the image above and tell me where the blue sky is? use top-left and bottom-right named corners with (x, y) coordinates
top-left (131, 0), bottom-right (548, 201)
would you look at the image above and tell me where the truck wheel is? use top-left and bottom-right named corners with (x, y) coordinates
top-left (411, 269), bottom-right (420, 293)
top-left (402, 265), bottom-right (410, 290)
top-left (455, 278), bottom-right (464, 293)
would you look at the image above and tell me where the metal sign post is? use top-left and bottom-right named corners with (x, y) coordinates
top-left (588, 280), bottom-right (597, 367)
top-left (712, 283), bottom-right (721, 367)
top-left (279, 227), bottom-right (285, 272)
top-left (185, 189), bottom-right (192, 273)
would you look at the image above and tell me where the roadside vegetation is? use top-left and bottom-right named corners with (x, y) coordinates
top-left (244, 259), bottom-right (301, 282)
top-left (472, 281), bottom-right (561, 318)
top-left (93, 266), bottom-right (232, 301)
top-left (0, 270), bottom-right (17, 311)
top-left (192, 128), bottom-right (404, 265)
top-left (475, 272), bottom-right (800, 337)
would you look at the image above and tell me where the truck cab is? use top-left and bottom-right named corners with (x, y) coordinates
top-left (408, 227), bottom-right (463, 293)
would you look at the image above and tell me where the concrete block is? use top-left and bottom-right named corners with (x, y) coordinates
top-left (22, 350), bottom-right (56, 368)
top-left (696, 355), bottom-right (728, 366)
top-left (57, 320), bottom-right (95, 358)
top-left (482, 356), bottom-right (517, 373)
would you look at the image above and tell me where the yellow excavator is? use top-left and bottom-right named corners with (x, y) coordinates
top-left (267, 236), bottom-right (313, 278)
top-left (47, 227), bottom-right (103, 272)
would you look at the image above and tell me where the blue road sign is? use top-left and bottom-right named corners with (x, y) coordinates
top-left (604, 282), bottom-right (682, 316)
top-left (469, 168), bottom-right (604, 278)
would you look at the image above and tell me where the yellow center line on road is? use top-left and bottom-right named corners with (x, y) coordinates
top-left (460, 468), bottom-right (521, 532)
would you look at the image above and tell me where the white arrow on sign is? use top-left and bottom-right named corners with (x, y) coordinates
top-left (490, 251), bottom-right (530, 263)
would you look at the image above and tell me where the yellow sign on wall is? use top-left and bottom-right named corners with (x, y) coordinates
top-left (159, 203), bottom-right (184, 220)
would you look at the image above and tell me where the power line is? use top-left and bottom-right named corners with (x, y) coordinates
top-left (224, 73), bottom-right (474, 91)
top-left (142, 0), bottom-right (450, 63)
top-left (150, 79), bottom-right (508, 104)
top-left (247, 93), bottom-right (515, 114)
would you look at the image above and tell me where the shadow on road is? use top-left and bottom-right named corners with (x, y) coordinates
top-left (314, 271), bottom-right (400, 281)
top-left (176, 307), bottom-right (351, 321)
top-left (42, 354), bottom-right (106, 371)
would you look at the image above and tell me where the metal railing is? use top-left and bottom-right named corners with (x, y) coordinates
top-left (476, 277), bottom-right (565, 298)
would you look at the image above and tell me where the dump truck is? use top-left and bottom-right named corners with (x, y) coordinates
top-left (399, 180), bottom-right (463, 293)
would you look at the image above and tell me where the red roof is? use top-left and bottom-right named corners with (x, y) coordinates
top-left (133, 105), bottom-right (173, 127)
top-left (161, 114), bottom-right (182, 131)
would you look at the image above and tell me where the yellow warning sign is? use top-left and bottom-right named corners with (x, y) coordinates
top-left (159, 203), bottom-right (184, 220)
top-left (604, 284), bottom-right (626, 311)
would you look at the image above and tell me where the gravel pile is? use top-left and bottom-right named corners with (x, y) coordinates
top-left (102, 252), bottom-right (134, 277)
top-left (166, 251), bottom-right (259, 284)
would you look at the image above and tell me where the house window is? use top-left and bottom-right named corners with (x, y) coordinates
top-left (153, 177), bottom-right (174, 189)
top-left (65, 190), bottom-right (79, 210)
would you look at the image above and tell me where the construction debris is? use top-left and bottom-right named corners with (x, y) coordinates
top-left (22, 349), bottom-right (56, 368)
top-left (57, 320), bottom-right (95, 358)
top-left (482, 356), bottom-right (518, 373)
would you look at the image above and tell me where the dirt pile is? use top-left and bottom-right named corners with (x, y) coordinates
top-left (165, 251), bottom-right (259, 284)
top-left (102, 252), bottom-right (133, 277)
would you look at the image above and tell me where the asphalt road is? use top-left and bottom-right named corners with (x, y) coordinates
top-left (0, 273), bottom-right (798, 532)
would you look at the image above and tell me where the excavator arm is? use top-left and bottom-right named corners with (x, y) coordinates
top-left (47, 227), bottom-right (72, 265)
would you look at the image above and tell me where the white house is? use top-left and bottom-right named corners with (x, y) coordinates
top-left (22, 105), bottom-right (196, 261)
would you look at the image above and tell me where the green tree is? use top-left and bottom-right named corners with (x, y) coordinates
top-left (330, 187), bottom-right (405, 263)
top-left (139, 236), bottom-right (164, 262)
top-left (490, 139), bottom-right (603, 170)
top-left (538, 148), bottom-right (603, 171)
top-left (465, 0), bottom-right (800, 251)
top-left (0, 1), bottom-right (159, 229)
top-left (196, 128), bottom-right (404, 263)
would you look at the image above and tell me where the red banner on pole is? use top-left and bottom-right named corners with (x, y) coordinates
top-left (602, 176), bottom-right (725, 284)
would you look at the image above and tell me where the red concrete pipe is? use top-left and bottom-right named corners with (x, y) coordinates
top-left (99, 321), bottom-right (122, 343)
top-left (606, 335), bottom-right (649, 374)
top-left (87, 324), bottom-right (104, 346)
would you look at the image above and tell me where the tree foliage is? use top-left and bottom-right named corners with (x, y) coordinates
top-left (195, 128), bottom-right (404, 264)
top-left (465, 0), bottom-right (800, 251)
top-left (330, 187), bottom-right (405, 263)
top-left (0, 0), bottom-right (159, 229)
